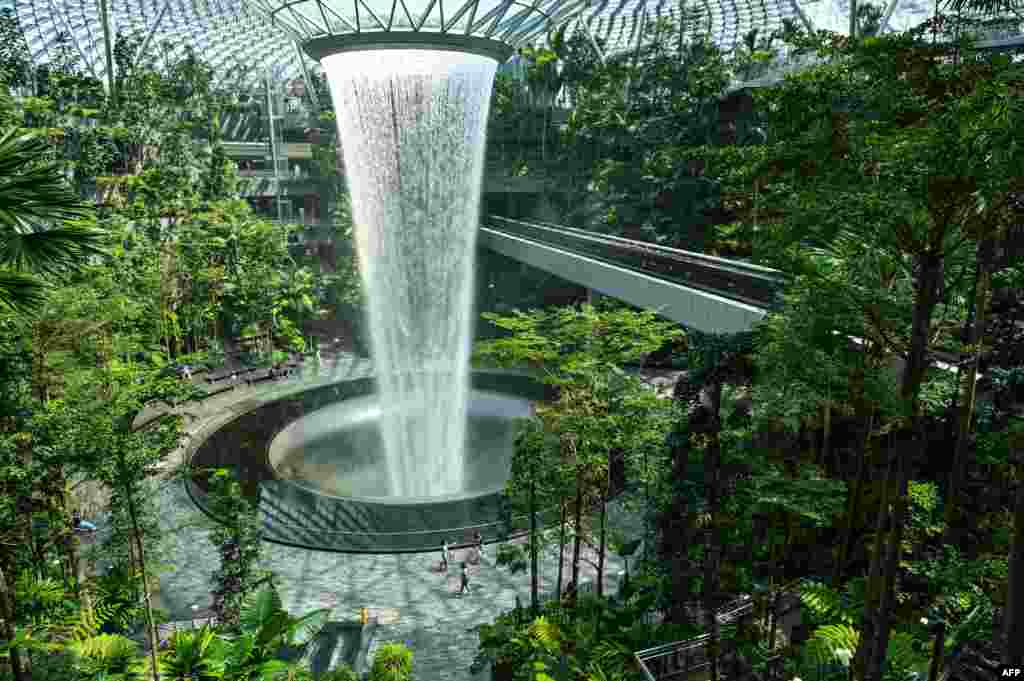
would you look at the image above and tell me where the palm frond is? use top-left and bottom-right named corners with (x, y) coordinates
top-left (240, 585), bottom-right (283, 632)
top-left (285, 607), bottom-right (331, 648)
top-left (0, 222), bottom-right (108, 276)
top-left (0, 127), bottom-right (105, 276)
top-left (0, 269), bottom-right (47, 313)
top-left (0, 129), bottom-right (91, 223)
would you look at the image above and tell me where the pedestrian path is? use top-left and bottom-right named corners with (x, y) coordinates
top-left (149, 355), bottom-right (632, 681)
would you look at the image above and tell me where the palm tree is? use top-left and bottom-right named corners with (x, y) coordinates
top-left (0, 127), bottom-right (105, 312)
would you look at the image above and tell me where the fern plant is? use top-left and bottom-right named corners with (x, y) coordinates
top-left (798, 578), bottom-right (863, 627)
top-left (83, 564), bottom-right (150, 634)
top-left (64, 632), bottom-right (142, 680)
top-left (802, 623), bottom-right (860, 667)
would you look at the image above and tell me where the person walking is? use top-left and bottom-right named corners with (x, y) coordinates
top-left (440, 540), bottom-right (450, 571)
top-left (458, 562), bottom-right (471, 595)
top-left (474, 530), bottom-right (484, 559)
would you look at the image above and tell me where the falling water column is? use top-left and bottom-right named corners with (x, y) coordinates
top-left (322, 50), bottom-right (497, 498)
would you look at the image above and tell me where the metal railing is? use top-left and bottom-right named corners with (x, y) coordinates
top-left (634, 595), bottom-right (774, 681)
top-left (483, 215), bottom-right (787, 310)
top-left (635, 634), bottom-right (715, 681)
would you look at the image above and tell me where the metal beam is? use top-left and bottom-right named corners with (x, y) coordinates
top-left (292, 40), bottom-right (320, 110)
top-left (877, 0), bottom-right (900, 35)
top-left (477, 227), bottom-right (767, 334)
top-left (787, 0), bottom-right (816, 35)
top-left (578, 14), bottom-right (607, 64)
top-left (97, 0), bottom-right (116, 104)
top-left (134, 0), bottom-right (173, 68)
top-left (623, 6), bottom-right (646, 103)
top-left (47, 0), bottom-right (99, 81)
top-left (266, 70), bottom-right (284, 222)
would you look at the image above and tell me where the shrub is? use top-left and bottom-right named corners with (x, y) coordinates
top-left (495, 543), bottom-right (528, 574)
top-left (319, 663), bottom-right (360, 681)
top-left (369, 641), bottom-right (413, 681)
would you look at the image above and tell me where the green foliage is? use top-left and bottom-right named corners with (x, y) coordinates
top-left (735, 464), bottom-right (847, 526)
top-left (87, 563), bottom-right (152, 634)
top-left (906, 480), bottom-right (944, 539)
top-left (0, 128), bottom-right (105, 311)
top-left (802, 623), bottom-right (859, 666)
top-left (496, 542), bottom-right (528, 574)
top-left (203, 466), bottom-right (265, 633)
top-left (318, 664), bottom-right (361, 681)
top-left (798, 578), bottom-right (864, 627)
top-left (14, 569), bottom-right (65, 614)
top-left (156, 624), bottom-right (229, 680)
top-left (64, 632), bottom-right (142, 680)
top-left (475, 302), bottom-right (682, 379)
top-left (369, 641), bottom-right (414, 681)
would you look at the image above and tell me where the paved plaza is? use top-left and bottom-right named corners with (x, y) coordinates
top-left (137, 355), bottom-right (632, 680)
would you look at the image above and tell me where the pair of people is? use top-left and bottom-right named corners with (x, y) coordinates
top-left (440, 540), bottom-right (474, 595)
top-left (440, 532), bottom-right (485, 569)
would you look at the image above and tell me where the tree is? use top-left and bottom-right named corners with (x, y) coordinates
top-left (549, 10), bottom-right (746, 248)
top-left (509, 418), bottom-right (561, 615)
top-left (474, 302), bottom-right (681, 611)
top-left (200, 468), bottom-right (266, 633)
top-left (731, 21), bottom-right (1023, 681)
top-left (40, 365), bottom-right (198, 681)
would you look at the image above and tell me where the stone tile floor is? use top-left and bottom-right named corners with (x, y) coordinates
top-left (141, 354), bottom-right (632, 680)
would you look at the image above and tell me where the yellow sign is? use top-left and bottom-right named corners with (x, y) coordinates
top-left (360, 607), bottom-right (400, 625)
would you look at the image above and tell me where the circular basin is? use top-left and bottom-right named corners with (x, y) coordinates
top-left (185, 370), bottom-right (554, 553)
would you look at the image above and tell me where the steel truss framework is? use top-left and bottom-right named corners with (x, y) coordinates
top-left (11, 0), bottom-right (1023, 92)
top-left (13, 0), bottom-right (312, 88)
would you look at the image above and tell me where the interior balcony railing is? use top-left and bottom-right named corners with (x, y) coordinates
top-left (484, 215), bottom-right (788, 311)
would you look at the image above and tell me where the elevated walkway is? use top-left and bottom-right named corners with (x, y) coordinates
top-left (479, 216), bottom-right (788, 335)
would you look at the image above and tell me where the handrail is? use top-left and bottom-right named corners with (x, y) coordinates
top-left (633, 594), bottom-right (776, 681)
top-left (482, 215), bottom-right (787, 310)
top-left (635, 634), bottom-right (713, 659)
top-left (486, 215), bottom-right (787, 282)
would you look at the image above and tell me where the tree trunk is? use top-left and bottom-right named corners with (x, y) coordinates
top-left (853, 444), bottom-right (895, 681)
top-left (822, 400), bottom-right (833, 474)
top-left (868, 450), bottom-right (910, 681)
top-left (0, 565), bottom-right (30, 681)
top-left (945, 236), bottom-right (995, 543)
top-left (570, 469), bottom-right (584, 611)
top-left (703, 381), bottom-right (723, 681)
top-left (556, 497), bottom-right (566, 604)
top-left (122, 480), bottom-right (161, 681)
top-left (834, 411), bottom-right (874, 587)
top-left (901, 250), bottom-right (944, 407)
top-left (1003, 437), bottom-right (1024, 666)
top-left (529, 475), bottom-right (539, 615)
top-left (596, 467), bottom-right (608, 599)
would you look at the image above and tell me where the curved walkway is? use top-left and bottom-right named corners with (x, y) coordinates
top-left (143, 354), bottom-right (631, 680)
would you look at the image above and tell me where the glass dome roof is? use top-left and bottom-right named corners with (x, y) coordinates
top-left (10, 0), bottom-right (1018, 90)
top-left (12, 0), bottom-right (314, 89)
